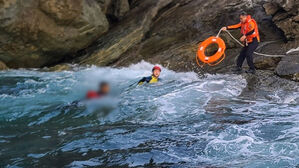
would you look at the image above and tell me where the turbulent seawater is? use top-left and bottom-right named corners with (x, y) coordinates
top-left (0, 61), bottom-right (298, 168)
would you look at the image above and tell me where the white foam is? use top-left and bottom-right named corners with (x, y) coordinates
top-left (68, 158), bottom-right (101, 167)
top-left (2, 61), bottom-right (299, 168)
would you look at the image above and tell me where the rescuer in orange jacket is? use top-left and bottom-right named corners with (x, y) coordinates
top-left (221, 12), bottom-right (260, 74)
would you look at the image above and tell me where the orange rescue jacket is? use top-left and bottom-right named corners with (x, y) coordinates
top-left (227, 15), bottom-right (260, 43)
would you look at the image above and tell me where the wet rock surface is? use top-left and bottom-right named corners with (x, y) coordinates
top-left (240, 70), bottom-right (299, 100)
top-left (275, 51), bottom-right (299, 81)
top-left (0, 61), bottom-right (8, 70)
top-left (253, 41), bottom-right (284, 70)
top-left (47, 64), bottom-right (73, 72)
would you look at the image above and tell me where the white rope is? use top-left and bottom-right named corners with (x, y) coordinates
top-left (216, 29), bottom-right (286, 58)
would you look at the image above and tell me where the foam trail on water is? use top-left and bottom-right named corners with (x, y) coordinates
top-left (0, 61), bottom-right (298, 168)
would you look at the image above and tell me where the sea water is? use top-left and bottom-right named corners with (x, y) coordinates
top-left (0, 61), bottom-right (298, 167)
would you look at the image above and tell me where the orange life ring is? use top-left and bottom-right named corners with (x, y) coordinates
top-left (197, 36), bottom-right (226, 66)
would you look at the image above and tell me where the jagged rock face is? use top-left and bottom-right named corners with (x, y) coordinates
top-left (77, 0), bottom-right (174, 66)
top-left (0, 0), bottom-right (297, 83)
top-left (106, 0), bottom-right (284, 73)
top-left (275, 51), bottom-right (299, 81)
top-left (257, 0), bottom-right (299, 80)
top-left (0, 0), bottom-right (109, 68)
top-left (263, 0), bottom-right (299, 47)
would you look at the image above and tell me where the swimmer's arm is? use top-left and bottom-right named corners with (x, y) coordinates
top-left (138, 77), bottom-right (146, 85)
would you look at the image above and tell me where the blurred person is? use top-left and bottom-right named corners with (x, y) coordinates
top-left (86, 82), bottom-right (110, 99)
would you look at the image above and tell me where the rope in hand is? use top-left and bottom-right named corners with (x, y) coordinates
top-left (216, 29), bottom-right (286, 58)
top-left (195, 29), bottom-right (286, 68)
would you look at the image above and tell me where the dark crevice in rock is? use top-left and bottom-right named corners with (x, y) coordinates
top-left (128, 0), bottom-right (141, 9)
top-left (106, 14), bottom-right (119, 26)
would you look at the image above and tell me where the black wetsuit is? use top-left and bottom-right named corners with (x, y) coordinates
top-left (138, 76), bottom-right (159, 85)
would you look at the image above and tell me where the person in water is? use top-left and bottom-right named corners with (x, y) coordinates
top-left (221, 12), bottom-right (260, 74)
top-left (138, 66), bottom-right (161, 85)
top-left (86, 82), bottom-right (110, 99)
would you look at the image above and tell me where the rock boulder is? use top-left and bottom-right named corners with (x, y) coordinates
top-left (0, 0), bottom-right (109, 68)
top-left (275, 51), bottom-right (299, 81)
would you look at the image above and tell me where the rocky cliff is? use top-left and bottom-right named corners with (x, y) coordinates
top-left (263, 0), bottom-right (299, 46)
top-left (0, 0), bottom-right (109, 68)
top-left (0, 0), bottom-right (298, 80)
top-left (262, 0), bottom-right (299, 81)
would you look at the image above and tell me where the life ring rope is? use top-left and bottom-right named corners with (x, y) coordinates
top-left (196, 29), bottom-right (286, 68)
top-left (207, 53), bottom-right (225, 66)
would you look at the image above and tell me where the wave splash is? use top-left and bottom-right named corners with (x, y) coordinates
top-left (0, 61), bottom-right (298, 167)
